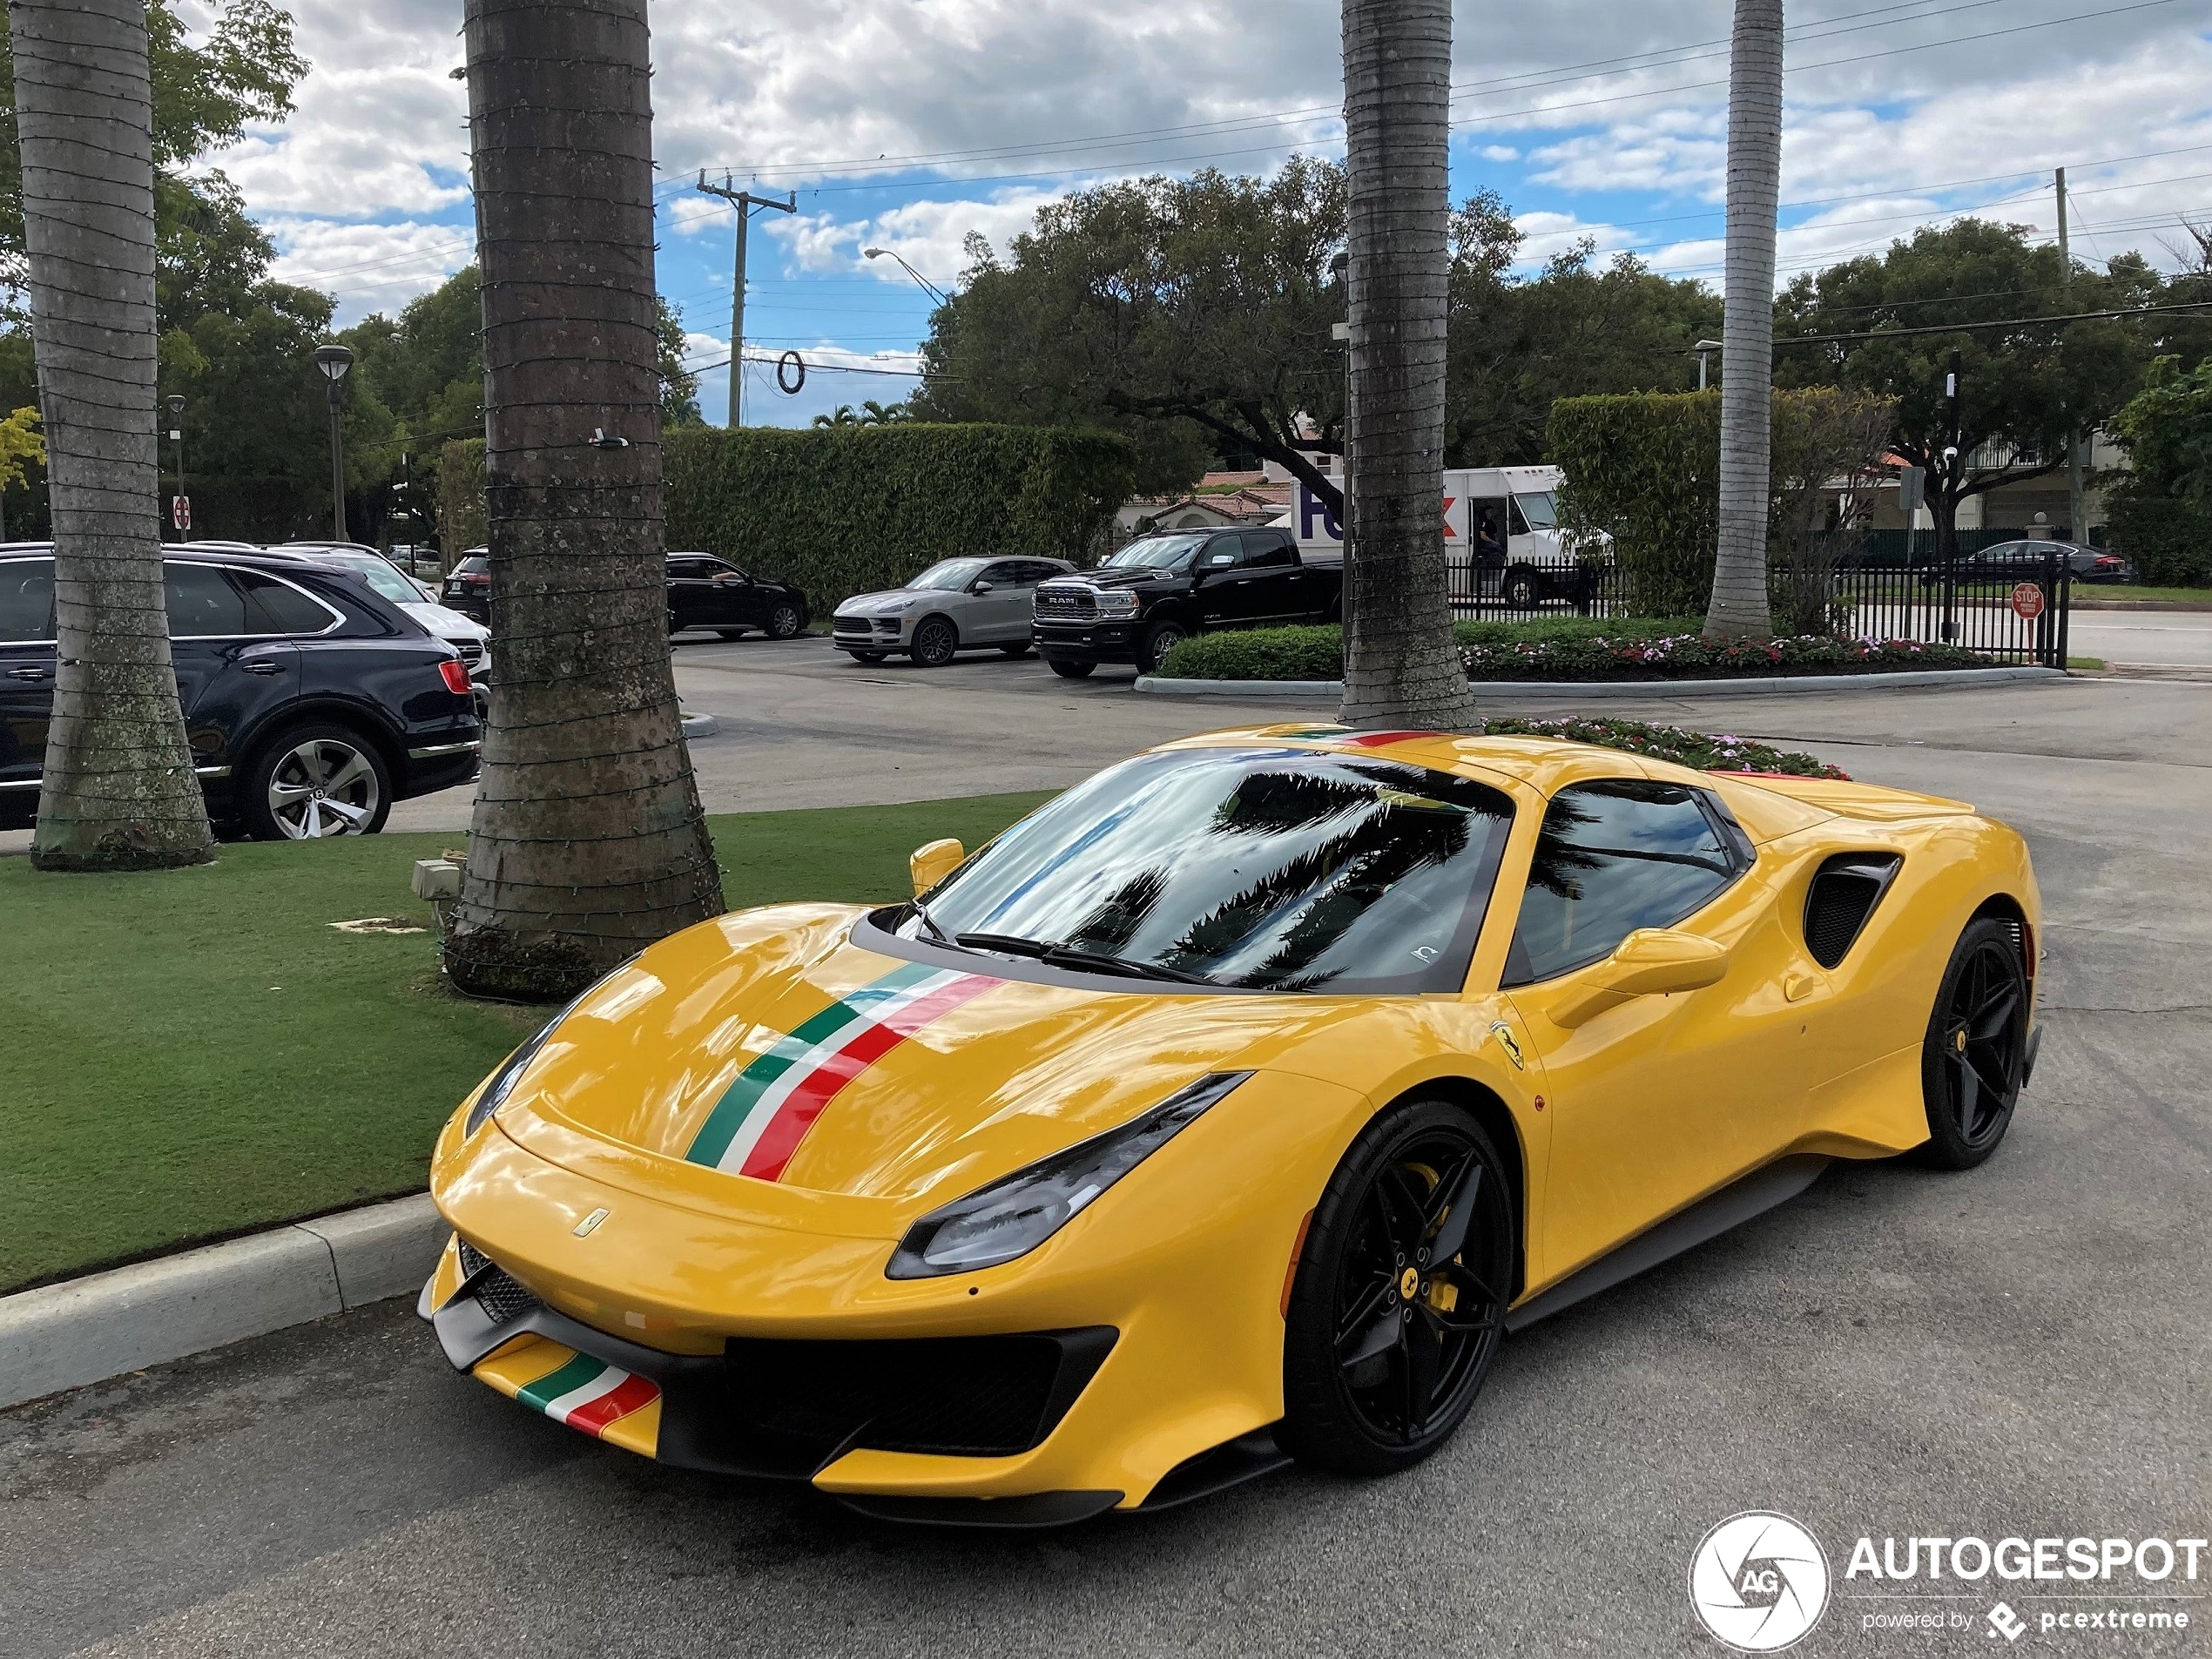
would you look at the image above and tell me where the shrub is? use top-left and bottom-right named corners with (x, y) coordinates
top-left (437, 424), bottom-right (1138, 611)
top-left (1460, 631), bottom-right (1991, 680)
top-left (1477, 717), bottom-right (1847, 779)
top-left (2104, 494), bottom-right (2212, 587)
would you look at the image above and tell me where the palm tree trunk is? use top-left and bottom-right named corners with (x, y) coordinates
top-left (12, 0), bottom-right (213, 871)
top-left (1704, 0), bottom-right (1784, 644)
top-left (448, 0), bottom-right (722, 1000)
top-left (1337, 0), bottom-right (1475, 730)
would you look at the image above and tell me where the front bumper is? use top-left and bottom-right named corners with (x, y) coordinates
top-left (1033, 619), bottom-right (1139, 664)
top-left (833, 614), bottom-right (909, 654)
top-left (424, 1069), bottom-right (1367, 1515)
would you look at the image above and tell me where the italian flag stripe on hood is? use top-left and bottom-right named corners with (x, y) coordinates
top-left (684, 961), bottom-right (998, 1181)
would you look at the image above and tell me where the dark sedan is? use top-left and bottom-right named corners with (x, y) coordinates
top-left (1923, 540), bottom-right (2133, 584)
top-left (1, 547), bottom-right (479, 839)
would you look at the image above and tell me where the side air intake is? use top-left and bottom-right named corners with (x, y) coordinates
top-left (1803, 853), bottom-right (1903, 969)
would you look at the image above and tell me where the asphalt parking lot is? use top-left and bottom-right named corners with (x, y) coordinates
top-left (3, 640), bottom-right (2208, 1656)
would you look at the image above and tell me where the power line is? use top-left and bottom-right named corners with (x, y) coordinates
top-left (1773, 296), bottom-right (2212, 344)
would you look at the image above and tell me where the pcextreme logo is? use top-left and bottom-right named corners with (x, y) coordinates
top-left (1689, 1512), bottom-right (1832, 1652)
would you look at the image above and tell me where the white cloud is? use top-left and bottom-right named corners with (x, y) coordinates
top-left (265, 218), bottom-right (471, 324)
top-left (766, 188), bottom-right (1068, 286)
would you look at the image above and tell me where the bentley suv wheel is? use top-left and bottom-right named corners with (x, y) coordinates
top-left (911, 617), bottom-right (958, 666)
top-left (1916, 916), bottom-right (2028, 1169)
top-left (242, 723), bottom-right (392, 841)
top-left (1280, 1100), bottom-right (1514, 1475)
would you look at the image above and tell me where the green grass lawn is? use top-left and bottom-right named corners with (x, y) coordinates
top-left (2076, 584), bottom-right (2212, 606)
top-left (1, 792), bottom-right (1053, 1293)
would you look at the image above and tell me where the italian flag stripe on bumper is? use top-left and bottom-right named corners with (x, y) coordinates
top-left (510, 1348), bottom-right (660, 1438)
top-left (684, 961), bottom-right (999, 1181)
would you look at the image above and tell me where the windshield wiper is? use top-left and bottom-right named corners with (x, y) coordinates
top-left (907, 897), bottom-right (956, 948)
top-left (954, 932), bottom-right (1211, 985)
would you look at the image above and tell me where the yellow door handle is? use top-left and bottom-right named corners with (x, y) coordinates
top-left (1784, 970), bottom-right (1818, 1003)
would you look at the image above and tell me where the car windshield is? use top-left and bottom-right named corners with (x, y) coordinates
top-left (315, 551), bottom-right (420, 604)
top-left (1103, 535), bottom-right (1211, 571)
top-left (908, 558), bottom-right (989, 591)
top-left (1513, 490), bottom-right (1558, 529)
top-left (908, 748), bottom-right (1516, 994)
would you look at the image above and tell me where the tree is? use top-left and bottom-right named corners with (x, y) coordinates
top-left (1778, 220), bottom-right (2157, 558)
top-left (448, 0), bottom-right (722, 999)
top-left (10, 0), bottom-right (213, 869)
top-left (1337, 0), bottom-right (1474, 730)
top-left (813, 399), bottom-right (909, 428)
top-left (1707, 0), bottom-right (1783, 644)
top-left (912, 160), bottom-right (1347, 507)
top-left (2108, 354), bottom-right (2212, 508)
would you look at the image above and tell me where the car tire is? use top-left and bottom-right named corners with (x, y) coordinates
top-left (1280, 1098), bottom-right (1514, 1477)
top-left (765, 602), bottom-right (806, 639)
top-left (1913, 915), bottom-right (2029, 1170)
top-left (1502, 568), bottom-right (1538, 610)
top-left (910, 616), bottom-right (958, 666)
top-left (1136, 619), bottom-right (1186, 674)
top-left (239, 721), bottom-right (393, 842)
top-left (846, 651), bottom-right (888, 664)
top-left (716, 628), bottom-right (749, 640)
top-left (1046, 657), bottom-right (1096, 679)
top-left (997, 641), bottom-right (1033, 658)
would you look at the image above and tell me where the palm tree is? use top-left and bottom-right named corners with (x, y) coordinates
top-left (1337, 0), bottom-right (1475, 730)
top-left (12, 0), bottom-right (214, 870)
top-left (1705, 0), bottom-right (1784, 643)
top-left (449, 0), bottom-right (722, 999)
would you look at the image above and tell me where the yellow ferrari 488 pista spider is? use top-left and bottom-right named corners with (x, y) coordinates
top-left (421, 725), bottom-right (2040, 1524)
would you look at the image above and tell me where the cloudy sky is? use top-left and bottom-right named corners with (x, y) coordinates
top-left (213, 0), bottom-right (2212, 427)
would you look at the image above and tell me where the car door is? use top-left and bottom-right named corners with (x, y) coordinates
top-left (0, 555), bottom-right (56, 798)
top-left (965, 560), bottom-right (1032, 642)
top-left (1220, 532), bottom-right (1299, 623)
top-left (1500, 778), bottom-right (1826, 1280)
top-left (163, 563), bottom-right (305, 776)
top-left (701, 560), bottom-right (760, 626)
top-left (664, 558), bottom-right (718, 631)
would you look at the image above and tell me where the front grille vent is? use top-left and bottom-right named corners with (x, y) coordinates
top-left (1804, 853), bottom-right (1903, 969)
top-left (1035, 585), bottom-right (1097, 619)
top-left (456, 1238), bottom-right (489, 1278)
top-left (474, 1267), bottom-right (538, 1327)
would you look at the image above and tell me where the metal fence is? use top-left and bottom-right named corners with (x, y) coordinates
top-left (1445, 549), bottom-right (2074, 668)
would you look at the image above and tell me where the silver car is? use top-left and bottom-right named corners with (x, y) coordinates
top-left (833, 556), bottom-right (1074, 666)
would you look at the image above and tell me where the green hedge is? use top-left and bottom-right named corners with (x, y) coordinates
top-left (436, 440), bottom-right (488, 552)
top-left (441, 424), bottom-right (1138, 610)
top-left (2105, 495), bottom-right (2212, 586)
top-left (1157, 617), bottom-right (1703, 680)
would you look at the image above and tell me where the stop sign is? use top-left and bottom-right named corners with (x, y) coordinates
top-left (171, 496), bottom-right (191, 531)
top-left (2009, 580), bottom-right (2045, 621)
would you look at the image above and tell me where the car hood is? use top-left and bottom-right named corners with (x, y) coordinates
top-left (835, 589), bottom-right (932, 614)
top-left (501, 904), bottom-right (1342, 1208)
top-left (1052, 568), bottom-right (1173, 591)
top-left (402, 600), bottom-right (489, 639)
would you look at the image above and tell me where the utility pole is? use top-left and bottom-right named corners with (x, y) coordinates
top-left (2055, 167), bottom-right (2086, 543)
top-left (695, 174), bottom-right (795, 428)
top-left (1940, 349), bottom-right (1962, 642)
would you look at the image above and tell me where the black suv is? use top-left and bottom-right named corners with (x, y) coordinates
top-left (0, 546), bottom-right (480, 838)
top-left (1032, 528), bottom-right (1342, 676)
top-left (665, 553), bottom-right (810, 639)
top-left (441, 549), bottom-right (490, 621)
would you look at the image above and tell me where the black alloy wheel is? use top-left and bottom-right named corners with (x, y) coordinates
top-left (1281, 1100), bottom-right (1514, 1475)
top-left (1046, 657), bottom-right (1096, 679)
top-left (1916, 917), bottom-right (2028, 1169)
top-left (910, 616), bottom-right (958, 666)
top-left (1502, 568), bottom-right (1538, 610)
top-left (765, 601), bottom-right (806, 639)
top-left (1136, 619), bottom-right (1184, 674)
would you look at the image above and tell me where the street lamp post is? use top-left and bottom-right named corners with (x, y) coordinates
top-left (1692, 339), bottom-right (1723, 390)
top-left (313, 343), bottom-right (354, 543)
top-left (861, 246), bottom-right (950, 307)
top-left (165, 394), bottom-right (187, 541)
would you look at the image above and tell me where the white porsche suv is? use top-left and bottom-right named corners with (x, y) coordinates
top-left (832, 556), bottom-right (1073, 666)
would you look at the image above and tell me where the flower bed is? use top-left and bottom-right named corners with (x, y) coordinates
top-left (1460, 631), bottom-right (1993, 680)
top-left (1476, 716), bottom-right (1849, 779)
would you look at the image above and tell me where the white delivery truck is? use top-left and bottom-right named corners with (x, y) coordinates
top-left (1290, 463), bottom-right (1603, 609)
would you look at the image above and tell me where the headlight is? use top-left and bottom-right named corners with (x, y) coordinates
top-left (1093, 589), bottom-right (1139, 614)
top-left (462, 997), bottom-right (580, 1136)
top-left (886, 1072), bottom-right (1250, 1278)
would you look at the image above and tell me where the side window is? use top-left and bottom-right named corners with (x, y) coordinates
top-left (1197, 537), bottom-right (1241, 570)
top-left (1504, 779), bottom-right (1743, 985)
top-left (1507, 497), bottom-right (1533, 537)
top-left (1238, 532), bottom-right (1295, 568)
top-left (978, 561), bottom-right (1022, 588)
top-left (165, 564), bottom-right (248, 637)
top-left (232, 570), bottom-right (337, 635)
top-left (0, 559), bottom-right (55, 641)
top-left (667, 559), bottom-right (710, 580)
top-left (1013, 562), bottom-right (1052, 586)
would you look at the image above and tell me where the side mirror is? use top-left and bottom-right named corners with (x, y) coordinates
top-left (1552, 929), bottom-right (1729, 1028)
top-left (910, 838), bottom-right (965, 897)
top-left (970, 581), bottom-right (995, 594)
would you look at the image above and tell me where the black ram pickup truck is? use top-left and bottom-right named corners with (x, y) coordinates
top-left (1032, 527), bottom-right (1341, 677)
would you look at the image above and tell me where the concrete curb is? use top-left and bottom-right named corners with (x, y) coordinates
top-left (679, 710), bottom-right (718, 738)
top-left (0, 1193), bottom-right (443, 1409)
top-left (1134, 665), bottom-right (2067, 699)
